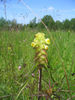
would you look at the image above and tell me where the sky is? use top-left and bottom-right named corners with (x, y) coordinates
top-left (0, 0), bottom-right (75, 24)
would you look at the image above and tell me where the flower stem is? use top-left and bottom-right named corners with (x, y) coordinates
top-left (38, 68), bottom-right (42, 100)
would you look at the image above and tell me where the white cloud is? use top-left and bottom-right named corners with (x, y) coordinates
top-left (41, 6), bottom-right (75, 13)
top-left (48, 6), bottom-right (55, 11)
top-left (40, 6), bottom-right (55, 12)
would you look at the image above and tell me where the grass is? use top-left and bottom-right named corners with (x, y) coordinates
top-left (0, 29), bottom-right (75, 100)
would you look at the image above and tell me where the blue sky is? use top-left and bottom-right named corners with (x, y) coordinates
top-left (0, 0), bottom-right (75, 24)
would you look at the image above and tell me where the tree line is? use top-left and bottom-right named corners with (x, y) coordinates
top-left (0, 15), bottom-right (75, 31)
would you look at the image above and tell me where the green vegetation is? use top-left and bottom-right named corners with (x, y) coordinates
top-left (0, 29), bottom-right (75, 100)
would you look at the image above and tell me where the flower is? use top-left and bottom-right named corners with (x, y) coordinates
top-left (8, 47), bottom-right (11, 50)
top-left (32, 33), bottom-right (50, 49)
top-left (31, 42), bottom-right (36, 47)
top-left (31, 32), bottom-right (50, 67)
top-left (45, 45), bottom-right (48, 50)
top-left (18, 66), bottom-right (21, 70)
top-left (35, 32), bottom-right (45, 38)
top-left (45, 38), bottom-right (50, 44)
top-left (32, 73), bottom-right (35, 77)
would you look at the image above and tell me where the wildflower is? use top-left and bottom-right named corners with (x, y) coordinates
top-left (8, 47), bottom-right (11, 50)
top-left (31, 42), bottom-right (36, 47)
top-left (32, 73), bottom-right (35, 77)
top-left (31, 32), bottom-right (50, 68)
top-left (45, 45), bottom-right (48, 50)
top-left (45, 38), bottom-right (50, 44)
top-left (18, 66), bottom-right (21, 70)
top-left (35, 32), bottom-right (45, 38)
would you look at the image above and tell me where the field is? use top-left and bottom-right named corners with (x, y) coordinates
top-left (0, 29), bottom-right (75, 100)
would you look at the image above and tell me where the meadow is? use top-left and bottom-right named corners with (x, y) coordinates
top-left (0, 29), bottom-right (75, 100)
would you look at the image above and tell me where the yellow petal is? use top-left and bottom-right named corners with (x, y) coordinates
top-left (31, 42), bottom-right (35, 47)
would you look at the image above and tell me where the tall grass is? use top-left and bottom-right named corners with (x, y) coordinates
top-left (0, 29), bottom-right (75, 100)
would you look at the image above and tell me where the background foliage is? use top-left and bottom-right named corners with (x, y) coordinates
top-left (0, 15), bottom-right (75, 31)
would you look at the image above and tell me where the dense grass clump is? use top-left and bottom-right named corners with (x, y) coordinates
top-left (0, 29), bottom-right (75, 100)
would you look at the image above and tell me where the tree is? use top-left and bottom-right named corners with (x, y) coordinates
top-left (63, 19), bottom-right (70, 31)
top-left (0, 17), bottom-right (6, 28)
top-left (70, 18), bottom-right (75, 31)
top-left (38, 15), bottom-right (55, 30)
top-left (11, 19), bottom-right (17, 30)
top-left (29, 17), bottom-right (37, 28)
top-left (55, 20), bottom-right (63, 30)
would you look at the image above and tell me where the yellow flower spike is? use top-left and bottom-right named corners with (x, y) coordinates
top-left (45, 38), bottom-right (50, 44)
top-left (31, 32), bottom-right (50, 68)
